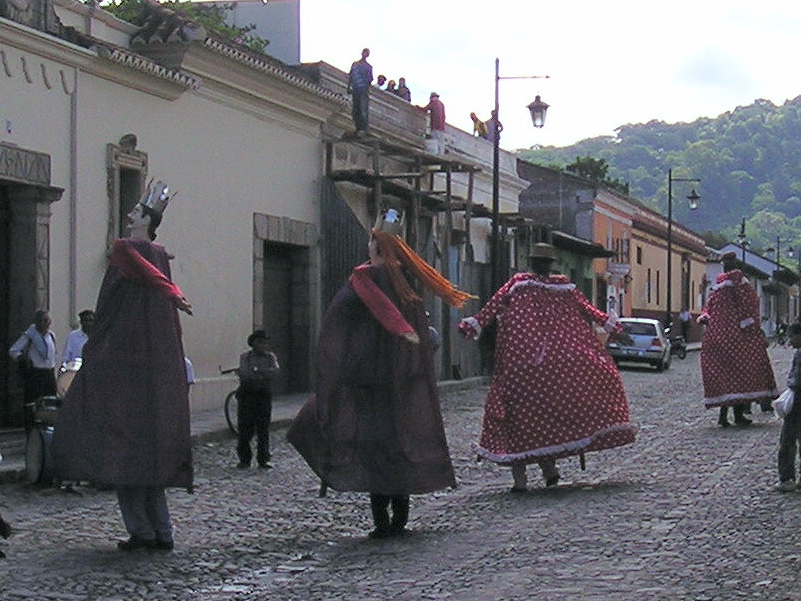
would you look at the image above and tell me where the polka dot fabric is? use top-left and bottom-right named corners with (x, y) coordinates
top-left (468, 272), bottom-right (637, 465)
top-left (698, 270), bottom-right (778, 408)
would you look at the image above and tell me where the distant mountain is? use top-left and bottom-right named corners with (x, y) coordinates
top-left (518, 97), bottom-right (801, 260)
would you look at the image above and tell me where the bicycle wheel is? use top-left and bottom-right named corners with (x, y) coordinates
top-left (224, 390), bottom-right (239, 435)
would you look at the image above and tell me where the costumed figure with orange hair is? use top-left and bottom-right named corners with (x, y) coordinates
top-left (288, 209), bottom-right (474, 539)
top-left (458, 243), bottom-right (637, 492)
top-left (698, 251), bottom-right (778, 427)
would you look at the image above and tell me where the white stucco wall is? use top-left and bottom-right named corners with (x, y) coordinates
top-left (1, 14), bottom-right (329, 412)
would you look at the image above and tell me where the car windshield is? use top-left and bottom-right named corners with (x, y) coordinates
top-left (624, 322), bottom-right (657, 337)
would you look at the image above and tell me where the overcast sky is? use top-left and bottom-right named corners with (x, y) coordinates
top-left (300, 0), bottom-right (801, 150)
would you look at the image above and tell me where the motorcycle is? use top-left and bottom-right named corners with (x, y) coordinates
top-left (665, 327), bottom-right (688, 360)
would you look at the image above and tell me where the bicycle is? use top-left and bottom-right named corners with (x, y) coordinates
top-left (219, 365), bottom-right (240, 435)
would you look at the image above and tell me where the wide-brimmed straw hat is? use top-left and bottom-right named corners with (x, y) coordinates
top-left (529, 243), bottom-right (559, 262)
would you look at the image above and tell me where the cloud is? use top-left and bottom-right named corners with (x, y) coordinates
top-left (677, 48), bottom-right (756, 98)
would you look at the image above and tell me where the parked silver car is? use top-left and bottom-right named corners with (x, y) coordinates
top-left (606, 317), bottom-right (672, 371)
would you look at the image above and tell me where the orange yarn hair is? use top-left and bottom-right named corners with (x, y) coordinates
top-left (370, 229), bottom-right (477, 308)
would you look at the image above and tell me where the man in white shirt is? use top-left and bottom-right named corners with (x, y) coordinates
top-left (62, 310), bottom-right (95, 366)
top-left (8, 309), bottom-right (57, 429)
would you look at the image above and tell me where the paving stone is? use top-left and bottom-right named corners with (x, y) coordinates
top-left (0, 349), bottom-right (799, 599)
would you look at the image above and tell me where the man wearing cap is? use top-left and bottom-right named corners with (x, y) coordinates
top-left (53, 181), bottom-right (193, 552)
top-left (235, 330), bottom-right (280, 469)
top-left (698, 251), bottom-right (778, 426)
top-left (459, 243), bottom-right (637, 492)
top-left (418, 92), bottom-right (446, 154)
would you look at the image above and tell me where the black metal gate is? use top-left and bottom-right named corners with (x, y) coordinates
top-left (320, 179), bottom-right (369, 309)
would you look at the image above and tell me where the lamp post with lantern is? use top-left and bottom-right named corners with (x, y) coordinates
top-left (490, 58), bottom-right (549, 291)
top-left (766, 236), bottom-right (794, 328)
top-left (737, 218), bottom-right (748, 263)
top-left (665, 169), bottom-right (700, 330)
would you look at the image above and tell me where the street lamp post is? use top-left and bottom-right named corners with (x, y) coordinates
top-left (490, 58), bottom-right (549, 291)
top-left (766, 236), bottom-right (791, 269)
top-left (665, 169), bottom-right (700, 330)
top-left (767, 236), bottom-right (793, 325)
top-left (737, 218), bottom-right (748, 262)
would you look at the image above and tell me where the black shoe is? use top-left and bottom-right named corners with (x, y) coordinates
top-left (390, 525), bottom-right (408, 536)
top-left (734, 417), bottom-right (753, 426)
top-left (257, 462), bottom-right (273, 469)
top-left (545, 474), bottom-right (561, 488)
top-left (717, 417), bottom-right (730, 427)
top-left (117, 536), bottom-right (157, 551)
top-left (0, 517), bottom-right (10, 539)
top-left (237, 462), bottom-right (250, 469)
top-left (368, 528), bottom-right (392, 539)
top-left (154, 538), bottom-right (174, 551)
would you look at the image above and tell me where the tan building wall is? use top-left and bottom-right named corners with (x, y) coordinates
top-left (630, 208), bottom-right (707, 336)
top-left (592, 190), bottom-right (634, 316)
top-left (1, 2), bottom-right (341, 418)
top-left (1, 0), bottom-right (518, 423)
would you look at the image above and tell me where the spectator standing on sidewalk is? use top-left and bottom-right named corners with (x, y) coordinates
top-left (235, 330), bottom-right (279, 469)
top-left (698, 251), bottom-right (778, 427)
top-left (61, 309), bottom-right (95, 366)
top-left (777, 322), bottom-right (801, 492)
top-left (288, 209), bottom-right (474, 538)
top-left (8, 309), bottom-right (57, 430)
top-left (347, 48), bottom-right (373, 136)
top-left (678, 307), bottom-right (691, 341)
top-left (52, 181), bottom-right (193, 552)
top-left (458, 243), bottom-right (637, 492)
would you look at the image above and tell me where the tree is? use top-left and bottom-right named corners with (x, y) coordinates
top-left (96, 0), bottom-right (269, 53)
top-left (520, 96), bottom-right (801, 241)
top-left (565, 156), bottom-right (629, 195)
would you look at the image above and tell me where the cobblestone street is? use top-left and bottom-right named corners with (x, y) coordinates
top-left (1, 348), bottom-right (800, 600)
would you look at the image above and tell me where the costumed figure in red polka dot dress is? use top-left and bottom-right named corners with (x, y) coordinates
top-left (458, 243), bottom-right (637, 492)
top-left (698, 251), bottom-right (778, 427)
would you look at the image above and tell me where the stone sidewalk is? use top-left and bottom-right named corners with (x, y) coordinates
top-left (0, 378), bottom-right (489, 483)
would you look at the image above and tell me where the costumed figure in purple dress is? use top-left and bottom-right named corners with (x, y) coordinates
top-left (53, 181), bottom-right (193, 552)
top-left (288, 209), bottom-right (475, 538)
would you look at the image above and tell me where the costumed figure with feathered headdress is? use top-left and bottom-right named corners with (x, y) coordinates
top-left (288, 209), bottom-right (475, 538)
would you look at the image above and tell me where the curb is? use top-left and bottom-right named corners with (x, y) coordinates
top-left (0, 376), bottom-right (491, 484)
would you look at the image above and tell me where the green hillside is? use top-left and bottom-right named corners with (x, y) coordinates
top-left (518, 97), bottom-right (801, 263)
